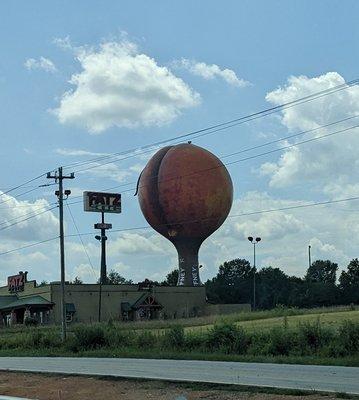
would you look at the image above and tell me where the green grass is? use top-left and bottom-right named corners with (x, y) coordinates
top-left (107, 305), bottom-right (358, 332)
top-left (0, 305), bottom-right (358, 367)
top-left (0, 346), bottom-right (358, 367)
top-left (186, 310), bottom-right (359, 333)
top-left (1, 305), bottom-right (356, 336)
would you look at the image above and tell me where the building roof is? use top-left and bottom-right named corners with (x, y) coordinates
top-left (121, 293), bottom-right (163, 311)
top-left (0, 295), bottom-right (17, 309)
top-left (0, 295), bottom-right (53, 311)
top-left (131, 293), bottom-right (162, 309)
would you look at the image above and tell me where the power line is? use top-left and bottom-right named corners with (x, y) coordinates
top-left (122, 121), bottom-right (359, 196)
top-left (0, 183), bottom-right (57, 207)
top-left (3, 193), bottom-right (359, 257)
top-left (0, 172), bottom-right (48, 199)
top-left (0, 236), bottom-right (59, 256)
top-left (63, 78), bottom-right (359, 172)
top-left (77, 121), bottom-right (359, 199)
top-left (0, 206), bottom-right (58, 230)
top-left (0, 201), bottom-right (58, 211)
top-left (66, 115), bottom-right (359, 204)
top-left (0, 187), bottom-right (41, 206)
top-left (1, 78), bottom-right (356, 211)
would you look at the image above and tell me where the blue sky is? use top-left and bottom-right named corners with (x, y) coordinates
top-left (1, 1), bottom-right (359, 285)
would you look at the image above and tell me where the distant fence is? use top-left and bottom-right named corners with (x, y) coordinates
top-left (204, 303), bottom-right (251, 315)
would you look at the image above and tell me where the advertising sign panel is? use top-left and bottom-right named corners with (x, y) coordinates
top-left (8, 271), bottom-right (27, 293)
top-left (83, 191), bottom-right (121, 213)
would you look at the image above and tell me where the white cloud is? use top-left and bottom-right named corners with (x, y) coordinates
top-left (72, 263), bottom-right (98, 283)
top-left (24, 57), bottom-right (57, 73)
top-left (53, 36), bottom-right (73, 51)
top-left (260, 72), bottom-right (359, 188)
top-left (204, 191), bottom-right (358, 277)
top-left (55, 148), bottom-right (108, 157)
top-left (108, 232), bottom-right (170, 256)
top-left (80, 162), bottom-right (132, 183)
top-left (0, 193), bottom-right (58, 242)
top-left (53, 41), bottom-right (200, 133)
top-left (174, 58), bottom-right (249, 87)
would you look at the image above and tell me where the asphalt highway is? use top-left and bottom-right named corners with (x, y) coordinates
top-left (0, 357), bottom-right (358, 394)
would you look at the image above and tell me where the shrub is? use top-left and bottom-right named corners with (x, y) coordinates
top-left (336, 320), bottom-right (359, 356)
top-left (39, 331), bottom-right (62, 348)
top-left (24, 317), bottom-right (38, 327)
top-left (164, 325), bottom-right (185, 349)
top-left (185, 331), bottom-right (205, 351)
top-left (136, 331), bottom-right (157, 349)
top-left (297, 318), bottom-right (334, 354)
top-left (206, 323), bottom-right (249, 354)
top-left (266, 327), bottom-right (296, 356)
top-left (72, 325), bottom-right (106, 350)
top-left (103, 327), bottom-right (134, 348)
top-left (247, 331), bottom-right (268, 356)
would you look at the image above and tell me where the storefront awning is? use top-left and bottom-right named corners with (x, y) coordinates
top-left (0, 295), bottom-right (17, 311)
top-left (66, 303), bottom-right (76, 313)
top-left (0, 295), bottom-right (54, 312)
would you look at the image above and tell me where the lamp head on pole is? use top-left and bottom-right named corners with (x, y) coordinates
top-left (247, 236), bottom-right (253, 243)
top-left (255, 237), bottom-right (261, 243)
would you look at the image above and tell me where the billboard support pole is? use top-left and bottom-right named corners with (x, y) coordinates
top-left (95, 211), bottom-right (111, 322)
top-left (83, 191), bottom-right (120, 323)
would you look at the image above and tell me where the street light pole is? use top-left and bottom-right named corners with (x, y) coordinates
top-left (248, 236), bottom-right (261, 311)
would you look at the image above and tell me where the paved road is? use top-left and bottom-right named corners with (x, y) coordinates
top-left (0, 357), bottom-right (358, 394)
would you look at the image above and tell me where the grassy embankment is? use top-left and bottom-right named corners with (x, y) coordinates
top-left (0, 305), bottom-right (358, 366)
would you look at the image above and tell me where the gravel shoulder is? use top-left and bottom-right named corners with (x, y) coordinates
top-left (0, 372), bottom-right (356, 400)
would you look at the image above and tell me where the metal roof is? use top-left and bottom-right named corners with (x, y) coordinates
top-left (0, 295), bottom-right (17, 309)
top-left (0, 295), bottom-right (53, 311)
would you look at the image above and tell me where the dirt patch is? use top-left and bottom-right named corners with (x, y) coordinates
top-left (0, 372), bottom-right (350, 400)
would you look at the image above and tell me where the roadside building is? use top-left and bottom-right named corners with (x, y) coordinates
top-left (0, 271), bottom-right (206, 326)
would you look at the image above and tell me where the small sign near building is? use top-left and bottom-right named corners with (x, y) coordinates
top-left (83, 191), bottom-right (121, 214)
top-left (8, 271), bottom-right (27, 293)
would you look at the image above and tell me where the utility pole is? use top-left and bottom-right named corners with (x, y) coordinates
top-left (95, 211), bottom-right (112, 322)
top-left (308, 245), bottom-right (312, 269)
top-left (47, 167), bottom-right (74, 341)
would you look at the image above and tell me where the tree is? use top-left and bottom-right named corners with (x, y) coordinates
top-left (339, 258), bottom-right (359, 304)
top-left (304, 260), bottom-right (339, 306)
top-left (256, 267), bottom-right (292, 309)
top-left (71, 276), bottom-right (83, 285)
top-left (103, 270), bottom-right (133, 285)
top-left (161, 269), bottom-right (179, 286)
top-left (305, 260), bottom-right (338, 284)
top-left (205, 259), bottom-right (253, 304)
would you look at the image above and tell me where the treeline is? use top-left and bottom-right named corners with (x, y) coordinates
top-left (205, 258), bottom-right (359, 309)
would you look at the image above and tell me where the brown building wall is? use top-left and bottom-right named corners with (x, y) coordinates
top-left (50, 283), bottom-right (207, 324)
top-left (1, 279), bottom-right (251, 324)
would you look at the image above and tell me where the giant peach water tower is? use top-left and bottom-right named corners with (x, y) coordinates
top-left (137, 143), bottom-right (233, 286)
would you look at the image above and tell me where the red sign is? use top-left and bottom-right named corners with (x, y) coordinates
top-left (8, 272), bottom-right (27, 293)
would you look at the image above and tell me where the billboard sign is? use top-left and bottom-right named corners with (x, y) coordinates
top-left (8, 271), bottom-right (27, 293)
top-left (83, 191), bottom-right (121, 214)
